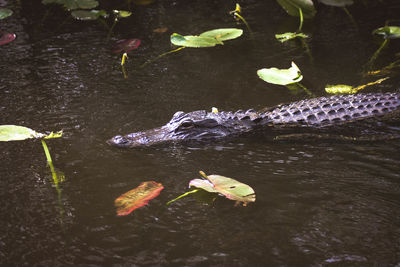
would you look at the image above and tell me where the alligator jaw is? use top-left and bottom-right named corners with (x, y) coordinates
top-left (107, 126), bottom-right (178, 148)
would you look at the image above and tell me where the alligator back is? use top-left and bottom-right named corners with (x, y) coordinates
top-left (263, 92), bottom-right (400, 126)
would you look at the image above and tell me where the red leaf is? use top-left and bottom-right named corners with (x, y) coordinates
top-left (112, 38), bottom-right (141, 54)
top-left (114, 181), bottom-right (164, 216)
top-left (0, 31), bottom-right (16, 45)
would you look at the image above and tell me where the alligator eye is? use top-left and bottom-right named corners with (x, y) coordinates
top-left (179, 120), bottom-right (194, 129)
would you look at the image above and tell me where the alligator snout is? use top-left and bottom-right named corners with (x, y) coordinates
top-left (107, 135), bottom-right (129, 147)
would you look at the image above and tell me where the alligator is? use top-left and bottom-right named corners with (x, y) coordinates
top-left (108, 92), bottom-right (400, 147)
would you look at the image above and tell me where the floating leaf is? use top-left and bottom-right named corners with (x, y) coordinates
top-left (170, 33), bottom-right (218, 48)
top-left (42, 0), bottom-right (98, 10)
top-left (325, 84), bottom-right (355, 94)
top-left (167, 171), bottom-right (255, 206)
top-left (0, 31), bottom-right (16, 45)
top-left (257, 61), bottom-right (303, 85)
top-left (112, 38), bottom-right (141, 54)
top-left (132, 0), bottom-right (155, 5)
top-left (373, 26), bottom-right (400, 39)
top-left (114, 181), bottom-right (164, 216)
top-left (71, 9), bottom-right (108, 20)
top-left (0, 125), bottom-right (45, 141)
top-left (189, 178), bottom-right (218, 193)
top-left (113, 10), bottom-right (132, 18)
top-left (194, 171), bottom-right (256, 205)
top-left (0, 8), bottom-right (13, 19)
top-left (276, 0), bottom-right (316, 19)
top-left (319, 0), bottom-right (353, 7)
top-left (199, 28), bottom-right (243, 42)
top-left (275, 32), bottom-right (308, 42)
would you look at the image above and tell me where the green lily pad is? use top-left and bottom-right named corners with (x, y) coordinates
top-left (170, 33), bottom-right (218, 48)
top-left (42, 0), bottom-right (98, 10)
top-left (257, 61), bottom-right (303, 85)
top-left (190, 171), bottom-right (256, 205)
top-left (319, 0), bottom-right (353, 7)
top-left (373, 26), bottom-right (400, 39)
top-left (0, 8), bottom-right (13, 20)
top-left (0, 125), bottom-right (45, 141)
top-left (0, 125), bottom-right (63, 141)
top-left (276, 0), bottom-right (316, 19)
top-left (71, 9), bottom-right (108, 20)
top-left (199, 28), bottom-right (243, 42)
top-left (275, 32), bottom-right (308, 42)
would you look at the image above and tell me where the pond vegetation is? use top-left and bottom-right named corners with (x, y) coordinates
top-left (1, 0), bottom-right (400, 265)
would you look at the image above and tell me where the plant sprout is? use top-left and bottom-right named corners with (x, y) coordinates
top-left (229, 4), bottom-right (252, 35)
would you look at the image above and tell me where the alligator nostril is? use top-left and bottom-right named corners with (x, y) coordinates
top-left (111, 135), bottom-right (128, 145)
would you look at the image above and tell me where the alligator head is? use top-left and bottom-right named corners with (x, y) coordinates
top-left (108, 109), bottom-right (259, 147)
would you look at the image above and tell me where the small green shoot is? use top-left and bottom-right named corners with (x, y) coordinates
top-left (107, 10), bottom-right (132, 40)
top-left (229, 3), bottom-right (252, 34)
top-left (366, 25), bottom-right (400, 70)
top-left (275, 8), bottom-right (308, 43)
top-left (325, 77), bottom-right (389, 94)
top-left (0, 125), bottom-right (65, 218)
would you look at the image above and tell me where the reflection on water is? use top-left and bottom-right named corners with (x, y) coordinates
top-left (1, 0), bottom-right (400, 266)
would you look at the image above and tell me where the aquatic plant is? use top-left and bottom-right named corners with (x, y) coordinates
top-left (275, 8), bottom-right (308, 43)
top-left (141, 28), bottom-right (243, 67)
top-left (276, 0), bottom-right (316, 19)
top-left (42, 0), bottom-right (131, 38)
top-left (0, 125), bottom-right (65, 216)
top-left (0, 8), bottom-right (16, 45)
top-left (257, 61), bottom-right (312, 95)
top-left (114, 181), bottom-right (164, 216)
top-left (325, 77), bottom-right (389, 94)
top-left (229, 3), bottom-right (252, 34)
top-left (167, 171), bottom-right (256, 207)
top-left (366, 25), bottom-right (400, 69)
top-left (0, 7), bottom-right (13, 19)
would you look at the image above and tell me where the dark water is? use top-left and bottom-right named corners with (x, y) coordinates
top-left (1, 0), bottom-right (400, 266)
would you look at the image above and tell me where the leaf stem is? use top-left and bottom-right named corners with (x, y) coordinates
top-left (234, 12), bottom-right (252, 35)
top-left (166, 189), bottom-right (200, 205)
top-left (365, 38), bottom-right (389, 70)
top-left (297, 8), bottom-right (304, 33)
top-left (296, 83), bottom-right (313, 96)
top-left (140, 46), bottom-right (186, 68)
top-left (41, 139), bottom-right (53, 164)
top-left (107, 18), bottom-right (118, 41)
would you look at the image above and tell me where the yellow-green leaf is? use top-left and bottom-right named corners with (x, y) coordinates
top-left (0, 125), bottom-right (44, 141)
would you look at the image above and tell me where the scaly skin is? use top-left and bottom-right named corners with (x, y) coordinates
top-left (108, 92), bottom-right (400, 147)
